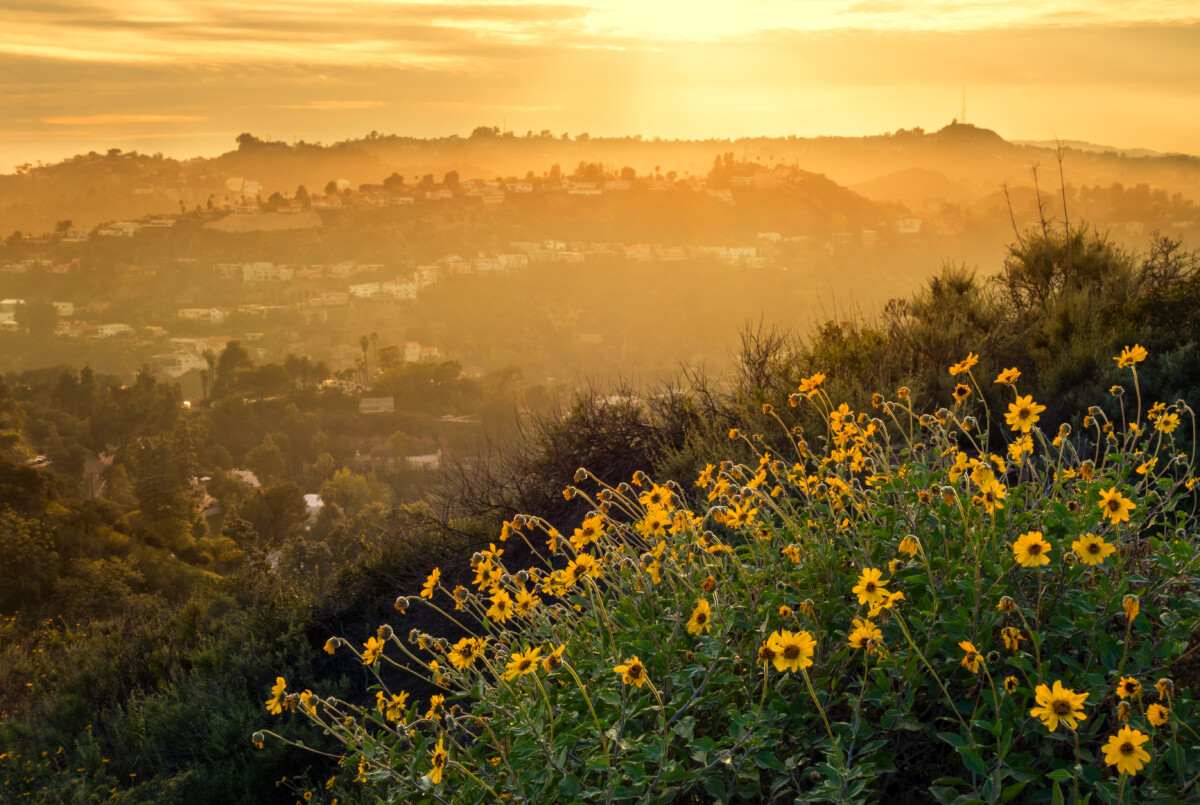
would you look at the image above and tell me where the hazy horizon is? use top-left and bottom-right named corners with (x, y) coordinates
top-left (4, 1), bottom-right (1200, 170)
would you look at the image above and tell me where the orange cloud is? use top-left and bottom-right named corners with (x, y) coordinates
top-left (271, 101), bottom-right (386, 110)
top-left (44, 114), bottom-right (208, 125)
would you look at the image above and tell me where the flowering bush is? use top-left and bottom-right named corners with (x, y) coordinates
top-left (262, 346), bottom-right (1200, 803)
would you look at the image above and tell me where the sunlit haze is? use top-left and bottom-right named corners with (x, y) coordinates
top-left (3, 0), bottom-right (1199, 168)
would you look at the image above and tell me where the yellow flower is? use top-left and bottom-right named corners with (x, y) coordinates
top-left (723, 499), bottom-right (758, 528)
top-left (1007, 434), bottom-right (1033, 462)
top-left (571, 514), bottom-right (606, 551)
top-left (452, 585), bottom-right (468, 610)
top-left (420, 568), bottom-right (440, 599)
top-left (994, 367), bottom-right (1021, 385)
top-left (362, 636), bottom-right (385, 666)
top-left (323, 638), bottom-right (337, 655)
top-left (541, 644), bottom-right (565, 673)
top-left (1005, 395), bottom-right (1046, 433)
top-left (429, 735), bottom-right (447, 785)
top-left (1030, 680), bottom-right (1089, 732)
top-left (1155, 412), bottom-right (1180, 434)
top-left (766, 629), bottom-right (817, 672)
top-left (779, 605), bottom-right (793, 618)
top-left (851, 567), bottom-right (890, 607)
top-left (1004, 676), bottom-right (1019, 694)
top-left (1123, 595), bottom-right (1139, 621)
top-left (847, 619), bottom-right (882, 651)
top-left (1001, 627), bottom-right (1025, 653)
top-left (898, 536), bottom-right (920, 557)
top-left (686, 599), bottom-right (713, 636)
top-left (514, 585), bottom-right (541, 618)
top-left (696, 463), bottom-right (715, 488)
top-left (265, 676), bottom-right (287, 715)
top-left (1114, 344), bottom-right (1148, 369)
top-left (1155, 678), bottom-right (1173, 700)
top-left (959, 640), bottom-right (983, 673)
top-left (425, 694), bottom-right (444, 720)
top-left (613, 655), bottom-right (648, 687)
top-left (1102, 727), bottom-right (1150, 776)
top-left (1116, 677), bottom-right (1140, 700)
top-left (448, 636), bottom-right (486, 670)
top-left (949, 352), bottom-right (979, 376)
top-left (635, 509), bottom-right (671, 538)
top-left (1147, 703), bottom-right (1169, 727)
top-left (1099, 488), bottom-right (1136, 525)
top-left (1072, 533), bottom-right (1115, 566)
top-left (562, 553), bottom-right (601, 586)
top-left (952, 383), bottom-right (971, 404)
top-left (797, 372), bottom-right (826, 396)
top-left (486, 589), bottom-right (514, 623)
top-left (1012, 531), bottom-right (1052, 568)
top-left (638, 484), bottom-right (673, 511)
top-left (1117, 701), bottom-right (1131, 722)
top-left (973, 473), bottom-right (1007, 514)
top-left (381, 691), bottom-right (409, 723)
top-left (502, 647), bottom-right (543, 681)
top-left (868, 590), bottom-right (905, 617)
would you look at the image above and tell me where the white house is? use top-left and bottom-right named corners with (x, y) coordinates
top-left (349, 282), bottom-right (382, 299)
top-left (381, 281), bottom-right (417, 300)
top-left (242, 262), bottom-right (293, 282)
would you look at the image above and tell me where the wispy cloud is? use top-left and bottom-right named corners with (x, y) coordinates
top-left (272, 101), bottom-right (386, 110)
top-left (43, 113), bottom-right (209, 124)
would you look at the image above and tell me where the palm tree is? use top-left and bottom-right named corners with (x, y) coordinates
top-left (359, 335), bottom-right (371, 382)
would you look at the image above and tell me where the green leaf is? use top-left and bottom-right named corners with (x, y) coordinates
top-left (957, 747), bottom-right (988, 778)
top-left (558, 774), bottom-right (582, 797)
top-left (1000, 781), bottom-right (1029, 803)
top-left (938, 731), bottom-right (967, 749)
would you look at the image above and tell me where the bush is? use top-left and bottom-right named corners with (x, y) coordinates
top-left (266, 346), bottom-right (1200, 803)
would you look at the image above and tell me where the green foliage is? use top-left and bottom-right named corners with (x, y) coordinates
top-left (281, 355), bottom-right (1200, 802)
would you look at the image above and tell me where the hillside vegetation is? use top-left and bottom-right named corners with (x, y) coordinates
top-left (3, 220), bottom-right (1200, 802)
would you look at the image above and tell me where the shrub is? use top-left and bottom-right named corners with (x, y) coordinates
top-left (264, 346), bottom-right (1200, 803)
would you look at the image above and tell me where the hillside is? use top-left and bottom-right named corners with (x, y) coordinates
top-left (3, 123), bottom-right (1198, 235)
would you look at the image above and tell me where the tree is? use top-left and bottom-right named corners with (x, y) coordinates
top-left (54, 219), bottom-right (73, 235)
top-left (325, 180), bottom-right (339, 196)
top-left (295, 185), bottom-right (310, 206)
top-left (283, 353), bottom-right (312, 388)
top-left (443, 171), bottom-right (460, 191)
top-left (214, 341), bottom-right (252, 396)
top-left (359, 334), bottom-right (371, 382)
top-left (0, 507), bottom-right (58, 610)
top-left (378, 345), bottom-right (402, 372)
top-left (383, 172), bottom-right (405, 191)
top-left (246, 435), bottom-right (286, 482)
top-left (237, 482), bottom-right (306, 549)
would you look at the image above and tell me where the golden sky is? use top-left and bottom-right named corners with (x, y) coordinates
top-left (2, 0), bottom-right (1199, 168)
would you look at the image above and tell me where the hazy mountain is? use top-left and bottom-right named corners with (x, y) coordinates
top-left (851, 167), bottom-right (978, 211)
top-left (1, 123), bottom-right (1197, 235)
